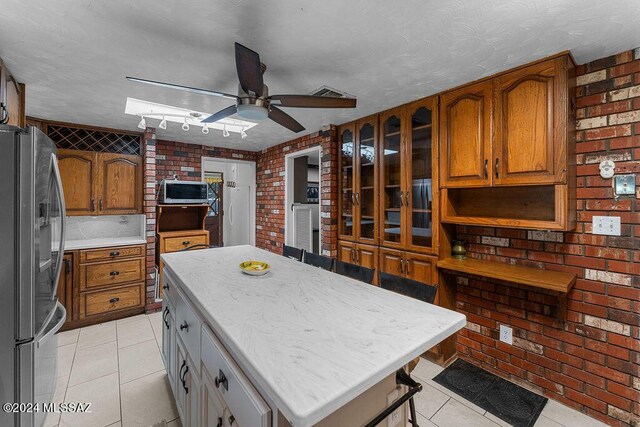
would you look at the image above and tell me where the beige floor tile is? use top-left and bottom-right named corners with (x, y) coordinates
top-left (411, 357), bottom-right (444, 383)
top-left (42, 374), bottom-right (69, 427)
top-left (56, 329), bottom-right (80, 347)
top-left (69, 341), bottom-right (118, 386)
top-left (534, 415), bottom-right (564, 427)
top-left (407, 411), bottom-right (436, 427)
top-left (426, 379), bottom-right (487, 415)
top-left (119, 339), bottom-right (164, 384)
top-left (117, 314), bottom-right (148, 325)
top-left (59, 372), bottom-right (120, 427)
top-left (121, 370), bottom-right (178, 427)
top-left (431, 399), bottom-right (499, 427)
top-left (106, 422), bottom-right (123, 427)
top-left (541, 399), bottom-right (608, 427)
top-left (57, 343), bottom-right (76, 378)
top-left (117, 316), bottom-right (155, 348)
top-left (77, 321), bottom-right (116, 349)
top-left (413, 382), bottom-right (450, 419)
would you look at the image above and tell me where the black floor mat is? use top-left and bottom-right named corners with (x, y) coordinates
top-left (432, 359), bottom-right (547, 427)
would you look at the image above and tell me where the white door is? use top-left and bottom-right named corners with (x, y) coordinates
top-left (225, 186), bottom-right (251, 246)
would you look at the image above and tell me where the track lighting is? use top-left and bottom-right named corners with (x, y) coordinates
top-left (137, 116), bottom-right (146, 130)
top-left (222, 126), bottom-right (230, 138)
top-left (202, 124), bottom-right (209, 134)
top-left (182, 119), bottom-right (190, 131)
top-left (241, 128), bottom-right (248, 139)
top-left (159, 117), bottom-right (167, 130)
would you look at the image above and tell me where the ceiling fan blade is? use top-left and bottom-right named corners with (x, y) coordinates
top-left (235, 43), bottom-right (264, 97)
top-left (268, 106), bottom-right (305, 133)
top-left (126, 77), bottom-right (238, 100)
top-left (269, 94), bottom-right (357, 109)
top-left (201, 105), bottom-right (238, 123)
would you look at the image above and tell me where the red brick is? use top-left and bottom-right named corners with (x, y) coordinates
top-left (565, 387), bottom-right (607, 412)
top-left (586, 385), bottom-right (632, 412)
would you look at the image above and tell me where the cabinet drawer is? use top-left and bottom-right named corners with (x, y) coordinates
top-left (79, 258), bottom-right (145, 290)
top-left (202, 325), bottom-right (271, 427)
top-left (79, 244), bottom-right (145, 263)
top-left (79, 283), bottom-right (144, 318)
top-left (163, 235), bottom-right (208, 253)
top-left (175, 288), bottom-right (203, 373)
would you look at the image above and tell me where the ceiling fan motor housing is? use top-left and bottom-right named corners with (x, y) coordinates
top-left (236, 83), bottom-right (270, 120)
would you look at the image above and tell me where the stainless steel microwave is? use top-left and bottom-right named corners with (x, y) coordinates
top-left (159, 180), bottom-right (208, 204)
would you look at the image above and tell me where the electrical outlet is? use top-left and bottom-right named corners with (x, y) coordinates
top-left (500, 325), bottom-right (513, 345)
top-left (592, 216), bottom-right (621, 236)
top-left (387, 387), bottom-right (402, 427)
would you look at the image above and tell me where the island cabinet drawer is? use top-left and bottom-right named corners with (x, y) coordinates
top-left (202, 325), bottom-right (271, 427)
top-left (79, 244), bottom-right (145, 263)
top-left (79, 258), bottom-right (145, 290)
top-left (79, 283), bottom-right (144, 318)
top-left (175, 288), bottom-right (203, 371)
top-left (164, 235), bottom-right (208, 253)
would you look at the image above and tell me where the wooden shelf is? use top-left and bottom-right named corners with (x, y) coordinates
top-left (437, 257), bottom-right (576, 293)
top-left (412, 124), bottom-right (432, 131)
top-left (361, 162), bottom-right (374, 167)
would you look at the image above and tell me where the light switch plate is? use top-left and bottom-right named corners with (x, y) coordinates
top-left (614, 174), bottom-right (635, 196)
top-left (592, 216), bottom-right (621, 236)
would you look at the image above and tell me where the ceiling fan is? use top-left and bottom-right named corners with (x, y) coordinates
top-left (127, 43), bottom-right (357, 133)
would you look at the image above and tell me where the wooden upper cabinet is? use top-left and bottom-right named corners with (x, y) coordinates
top-left (440, 80), bottom-right (492, 187)
top-left (57, 150), bottom-right (143, 216)
top-left (494, 58), bottom-right (565, 185)
top-left (338, 123), bottom-right (356, 241)
top-left (58, 149), bottom-right (98, 215)
top-left (355, 116), bottom-right (378, 244)
top-left (98, 153), bottom-right (143, 214)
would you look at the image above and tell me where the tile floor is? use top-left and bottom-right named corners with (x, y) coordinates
top-left (49, 313), bottom-right (608, 427)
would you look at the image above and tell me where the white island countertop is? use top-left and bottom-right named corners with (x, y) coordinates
top-left (162, 245), bottom-right (466, 427)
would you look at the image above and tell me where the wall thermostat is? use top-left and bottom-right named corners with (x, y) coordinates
top-left (599, 160), bottom-right (615, 179)
top-left (614, 174), bottom-right (636, 196)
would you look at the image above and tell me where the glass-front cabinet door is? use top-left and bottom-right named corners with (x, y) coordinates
top-left (405, 97), bottom-right (437, 253)
top-left (379, 110), bottom-right (404, 248)
top-left (338, 124), bottom-right (355, 240)
top-left (356, 117), bottom-right (377, 244)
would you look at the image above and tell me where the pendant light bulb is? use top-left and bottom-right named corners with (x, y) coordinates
top-left (222, 125), bottom-right (230, 138)
top-left (137, 116), bottom-right (146, 130)
top-left (182, 119), bottom-right (190, 132)
top-left (201, 124), bottom-right (209, 134)
top-left (159, 117), bottom-right (167, 130)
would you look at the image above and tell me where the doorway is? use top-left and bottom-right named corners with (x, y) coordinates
top-left (202, 157), bottom-right (256, 247)
top-left (285, 146), bottom-right (322, 254)
top-left (204, 172), bottom-right (223, 246)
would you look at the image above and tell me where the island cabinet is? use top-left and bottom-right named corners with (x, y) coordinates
top-left (57, 149), bottom-right (143, 216)
top-left (439, 53), bottom-right (576, 230)
top-left (337, 115), bottom-right (378, 245)
top-left (379, 96), bottom-right (439, 255)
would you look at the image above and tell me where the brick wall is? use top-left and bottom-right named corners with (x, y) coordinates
top-left (142, 128), bottom-right (160, 311)
top-left (454, 48), bottom-right (640, 426)
top-left (256, 126), bottom-right (339, 256)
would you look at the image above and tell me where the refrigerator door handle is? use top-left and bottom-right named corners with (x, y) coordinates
top-left (50, 153), bottom-right (66, 299)
top-left (36, 301), bottom-right (66, 347)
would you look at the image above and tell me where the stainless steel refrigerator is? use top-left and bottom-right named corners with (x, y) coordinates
top-left (0, 125), bottom-right (67, 427)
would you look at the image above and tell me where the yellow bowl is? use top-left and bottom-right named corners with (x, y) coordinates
top-left (239, 261), bottom-right (270, 276)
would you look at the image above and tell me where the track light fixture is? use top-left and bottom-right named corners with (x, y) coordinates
top-left (137, 116), bottom-right (146, 130)
top-left (202, 124), bottom-right (209, 134)
top-left (222, 125), bottom-right (230, 138)
top-left (241, 128), bottom-right (248, 139)
top-left (182, 119), bottom-right (190, 131)
top-left (159, 117), bottom-right (167, 130)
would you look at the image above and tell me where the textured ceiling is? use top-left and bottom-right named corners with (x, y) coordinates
top-left (0, 0), bottom-right (639, 151)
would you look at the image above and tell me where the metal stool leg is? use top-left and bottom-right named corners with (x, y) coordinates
top-left (408, 395), bottom-right (419, 426)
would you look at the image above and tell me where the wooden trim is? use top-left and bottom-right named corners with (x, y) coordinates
top-left (437, 257), bottom-right (576, 293)
top-left (27, 116), bottom-right (142, 137)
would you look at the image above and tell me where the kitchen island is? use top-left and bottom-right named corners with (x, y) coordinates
top-left (161, 245), bottom-right (465, 427)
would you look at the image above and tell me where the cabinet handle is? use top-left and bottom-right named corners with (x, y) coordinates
top-left (495, 158), bottom-right (499, 179)
top-left (404, 191), bottom-right (410, 207)
top-left (99, 198), bottom-right (103, 211)
top-left (355, 192), bottom-right (360, 206)
top-left (65, 258), bottom-right (71, 274)
top-left (356, 249), bottom-right (360, 264)
top-left (399, 258), bottom-right (404, 274)
top-left (351, 249), bottom-right (355, 262)
top-left (351, 192), bottom-right (355, 206)
top-left (216, 418), bottom-right (223, 427)
top-left (162, 283), bottom-right (169, 290)
top-left (215, 369), bottom-right (228, 390)
top-left (182, 241), bottom-right (190, 245)
top-left (109, 251), bottom-right (120, 257)
top-left (90, 198), bottom-right (95, 211)
top-left (399, 191), bottom-right (405, 207)
top-left (484, 159), bottom-right (488, 179)
top-left (109, 297), bottom-right (120, 304)
top-left (180, 360), bottom-right (189, 394)
top-left (406, 259), bottom-right (410, 275)
top-left (179, 321), bottom-right (189, 332)
top-left (163, 307), bottom-right (170, 329)
top-left (109, 271), bottom-right (119, 276)
top-left (228, 415), bottom-right (236, 426)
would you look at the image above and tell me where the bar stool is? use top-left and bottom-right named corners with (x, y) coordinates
top-left (335, 260), bottom-right (375, 285)
top-left (283, 245), bottom-right (304, 261)
top-left (303, 252), bottom-right (335, 271)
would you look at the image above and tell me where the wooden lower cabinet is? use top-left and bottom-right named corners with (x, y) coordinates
top-left (60, 244), bottom-right (146, 330)
top-left (338, 240), bottom-right (379, 284)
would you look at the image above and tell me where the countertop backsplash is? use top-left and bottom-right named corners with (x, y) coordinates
top-left (55, 214), bottom-right (146, 241)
